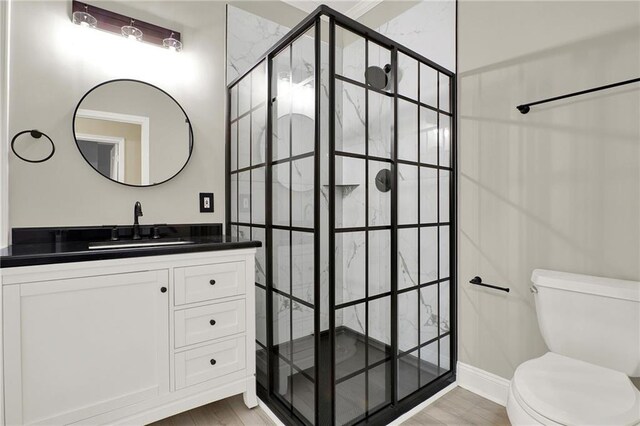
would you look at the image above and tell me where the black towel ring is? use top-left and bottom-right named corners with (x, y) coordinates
top-left (11, 130), bottom-right (55, 163)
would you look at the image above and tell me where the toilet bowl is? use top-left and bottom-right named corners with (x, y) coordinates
top-left (507, 352), bottom-right (640, 425)
top-left (507, 270), bottom-right (640, 426)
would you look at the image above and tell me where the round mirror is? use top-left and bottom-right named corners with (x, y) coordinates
top-left (73, 80), bottom-right (193, 186)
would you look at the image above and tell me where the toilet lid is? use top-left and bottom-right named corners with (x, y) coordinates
top-left (512, 352), bottom-right (640, 426)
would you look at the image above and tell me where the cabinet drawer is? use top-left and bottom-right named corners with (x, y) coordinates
top-left (175, 336), bottom-right (246, 390)
top-left (174, 262), bottom-right (246, 306)
top-left (174, 300), bottom-right (246, 348)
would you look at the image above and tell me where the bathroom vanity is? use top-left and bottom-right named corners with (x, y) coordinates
top-left (0, 224), bottom-right (259, 425)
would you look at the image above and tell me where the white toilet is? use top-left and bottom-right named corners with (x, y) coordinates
top-left (507, 269), bottom-right (640, 425)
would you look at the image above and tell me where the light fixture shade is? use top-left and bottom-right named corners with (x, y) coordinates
top-left (121, 24), bottom-right (143, 41)
top-left (72, 9), bottom-right (97, 28)
top-left (71, 1), bottom-right (181, 50)
top-left (162, 35), bottom-right (183, 52)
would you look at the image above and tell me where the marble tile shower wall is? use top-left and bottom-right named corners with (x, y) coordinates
top-left (376, 1), bottom-right (456, 72)
top-left (227, 1), bottom-right (455, 84)
top-left (227, 6), bottom-right (291, 83)
top-left (335, 26), bottom-right (451, 362)
top-left (335, 31), bottom-right (393, 347)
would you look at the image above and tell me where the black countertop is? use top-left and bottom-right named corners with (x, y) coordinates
top-left (1, 224), bottom-right (261, 268)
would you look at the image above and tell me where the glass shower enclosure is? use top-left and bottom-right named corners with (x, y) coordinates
top-left (227, 6), bottom-right (456, 425)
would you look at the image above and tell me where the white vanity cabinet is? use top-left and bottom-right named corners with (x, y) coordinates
top-left (1, 248), bottom-right (257, 426)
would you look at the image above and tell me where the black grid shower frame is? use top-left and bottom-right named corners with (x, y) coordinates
top-left (332, 27), bottom-right (453, 416)
top-left (395, 50), bottom-right (454, 394)
top-left (227, 39), bottom-right (318, 425)
top-left (332, 27), bottom-right (395, 425)
top-left (270, 30), bottom-right (318, 426)
top-left (226, 5), bottom-right (456, 426)
top-left (227, 60), bottom-right (271, 396)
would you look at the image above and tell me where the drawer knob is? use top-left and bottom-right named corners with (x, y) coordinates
top-left (210, 359), bottom-right (217, 365)
top-left (209, 279), bottom-right (216, 285)
top-left (160, 287), bottom-right (167, 293)
top-left (209, 319), bottom-right (216, 326)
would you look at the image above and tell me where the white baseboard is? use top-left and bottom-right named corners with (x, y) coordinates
top-left (258, 397), bottom-right (285, 426)
top-left (456, 362), bottom-right (510, 406)
top-left (387, 382), bottom-right (457, 426)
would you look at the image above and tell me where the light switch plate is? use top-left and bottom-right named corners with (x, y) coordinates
top-left (199, 193), bottom-right (214, 213)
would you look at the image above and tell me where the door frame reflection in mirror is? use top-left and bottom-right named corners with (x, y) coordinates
top-left (76, 108), bottom-right (150, 185)
top-left (76, 133), bottom-right (125, 181)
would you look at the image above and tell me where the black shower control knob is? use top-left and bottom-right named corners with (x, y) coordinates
top-left (210, 279), bottom-right (216, 285)
top-left (210, 359), bottom-right (217, 365)
top-left (375, 169), bottom-right (392, 192)
top-left (210, 319), bottom-right (216, 326)
top-left (160, 287), bottom-right (167, 293)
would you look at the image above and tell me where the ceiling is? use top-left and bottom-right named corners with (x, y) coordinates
top-left (280, 0), bottom-right (384, 19)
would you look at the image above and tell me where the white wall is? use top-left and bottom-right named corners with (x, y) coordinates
top-left (1, 0), bottom-right (10, 246)
top-left (458, 1), bottom-right (640, 380)
top-left (7, 1), bottom-right (225, 228)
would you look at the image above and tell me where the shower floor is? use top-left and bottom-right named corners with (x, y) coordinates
top-left (266, 327), bottom-right (442, 425)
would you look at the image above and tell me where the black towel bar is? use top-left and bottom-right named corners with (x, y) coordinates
top-left (469, 276), bottom-right (510, 293)
top-left (516, 77), bottom-right (640, 114)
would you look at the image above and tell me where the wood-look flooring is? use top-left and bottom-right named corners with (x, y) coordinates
top-left (402, 387), bottom-right (510, 425)
top-left (152, 386), bottom-right (509, 426)
top-left (150, 395), bottom-right (274, 426)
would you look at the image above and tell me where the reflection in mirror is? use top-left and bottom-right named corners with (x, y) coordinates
top-left (74, 80), bottom-right (193, 186)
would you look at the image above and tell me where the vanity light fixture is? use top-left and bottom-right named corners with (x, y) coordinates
top-left (121, 19), bottom-right (143, 41)
top-left (71, 1), bottom-right (182, 51)
top-left (72, 4), bottom-right (97, 28)
top-left (162, 33), bottom-right (183, 52)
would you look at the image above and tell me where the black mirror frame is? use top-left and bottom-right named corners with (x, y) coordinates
top-left (72, 79), bottom-right (194, 188)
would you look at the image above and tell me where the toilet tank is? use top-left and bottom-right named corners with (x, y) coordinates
top-left (532, 269), bottom-right (640, 377)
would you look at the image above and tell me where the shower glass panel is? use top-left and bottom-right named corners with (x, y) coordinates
top-left (228, 59), bottom-right (269, 390)
top-left (334, 24), bottom-right (394, 425)
top-left (270, 26), bottom-right (318, 424)
top-left (227, 7), bottom-right (455, 426)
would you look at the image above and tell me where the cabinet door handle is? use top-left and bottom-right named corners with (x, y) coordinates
top-left (209, 279), bottom-right (216, 285)
top-left (210, 359), bottom-right (217, 365)
top-left (209, 319), bottom-right (216, 326)
top-left (160, 287), bottom-right (167, 293)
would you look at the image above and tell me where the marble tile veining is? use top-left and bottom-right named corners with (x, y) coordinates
top-left (227, 6), bottom-right (291, 83)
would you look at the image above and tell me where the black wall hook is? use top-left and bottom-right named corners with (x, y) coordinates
top-left (469, 276), bottom-right (510, 293)
top-left (11, 129), bottom-right (55, 163)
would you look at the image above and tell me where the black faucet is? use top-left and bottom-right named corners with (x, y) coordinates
top-left (133, 201), bottom-right (143, 240)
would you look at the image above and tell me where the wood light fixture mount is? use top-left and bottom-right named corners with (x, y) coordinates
top-left (71, 1), bottom-right (182, 51)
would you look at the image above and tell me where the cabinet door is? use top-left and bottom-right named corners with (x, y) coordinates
top-left (3, 270), bottom-right (170, 425)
